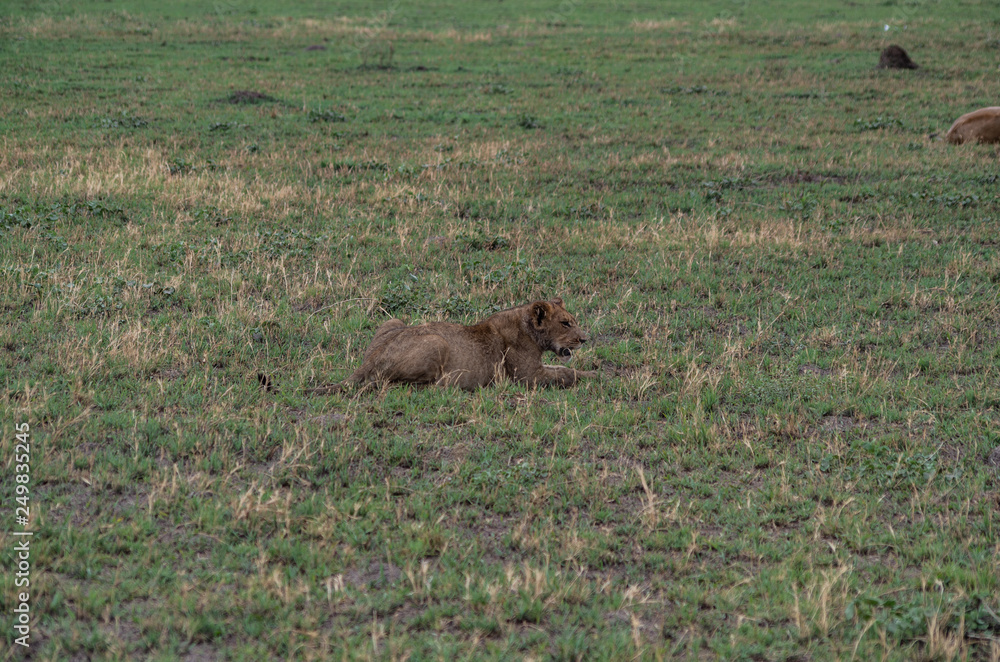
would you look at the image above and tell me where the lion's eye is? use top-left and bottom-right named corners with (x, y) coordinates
top-left (561, 321), bottom-right (571, 327)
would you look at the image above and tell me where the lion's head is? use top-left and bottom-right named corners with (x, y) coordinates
top-left (528, 298), bottom-right (589, 359)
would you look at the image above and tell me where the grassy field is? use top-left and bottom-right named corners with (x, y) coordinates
top-left (2, 1), bottom-right (1000, 659)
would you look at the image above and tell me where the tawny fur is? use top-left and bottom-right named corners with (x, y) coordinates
top-left (946, 107), bottom-right (1000, 145)
top-left (345, 298), bottom-right (597, 390)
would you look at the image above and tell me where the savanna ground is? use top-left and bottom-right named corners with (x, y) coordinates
top-left (2, 0), bottom-right (1000, 659)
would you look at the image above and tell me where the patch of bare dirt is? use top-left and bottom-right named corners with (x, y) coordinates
top-left (447, 513), bottom-right (519, 565)
top-left (604, 609), bottom-right (661, 641)
top-left (100, 618), bottom-right (144, 649)
top-left (986, 447), bottom-right (1000, 470)
top-left (179, 644), bottom-right (221, 661)
top-left (936, 443), bottom-right (961, 464)
top-left (819, 415), bottom-right (864, 433)
top-left (35, 480), bottom-right (135, 528)
top-left (343, 561), bottom-right (402, 590)
top-left (310, 412), bottom-right (347, 426)
top-left (428, 440), bottom-right (471, 470)
top-left (152, 367), bottom-right (185, 380)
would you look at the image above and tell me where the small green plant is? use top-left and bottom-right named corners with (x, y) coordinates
top-left (517, 113), bottom-right (540, 129)
top-left (308, 108), bottom-right (346, 122)
top-left (380, 274), bottom-right (427, 314)
top-left (910, 191), bottom-right (980, 208)
top-left (440, 295), bottom-right (476, 317)
top-left (99, 110), bottom-right (148, 128)
top-left (854, 116), bottom-right (905, 131)
top-left (457, 230), bottom-right (509, 251)
top-left (191, 206), bottom-right (231, 225)
top-left (168, 157), bottom-right (194, 175)
top-left (779, 192), bottom-right (818, 219)
top-left (208, 121), bottom-right (244, 132)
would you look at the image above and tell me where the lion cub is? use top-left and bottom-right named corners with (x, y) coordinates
top-left (345, 298), bottom-right (597, 390)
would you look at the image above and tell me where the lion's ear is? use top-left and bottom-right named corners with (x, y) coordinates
top-left (531, 301), bottom-right (550, 328)
top-left (549, 297), bottom-right (564, 307)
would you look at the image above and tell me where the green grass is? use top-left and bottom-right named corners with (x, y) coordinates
top-left (2, 1), bottom-right (1000, 659)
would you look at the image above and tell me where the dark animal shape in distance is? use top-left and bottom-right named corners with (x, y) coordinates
top-left (946, 107), bottom-right (1000, 145)
top-left (877, 44), bottom-right (918, 70)
top-left (345, 298), bottom-right (597, 390)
